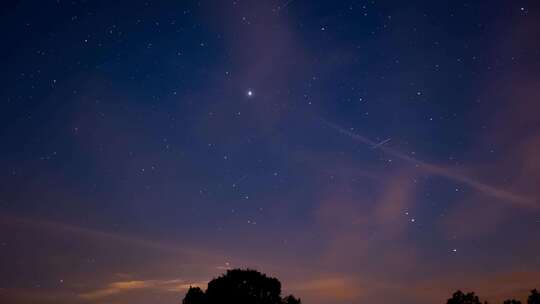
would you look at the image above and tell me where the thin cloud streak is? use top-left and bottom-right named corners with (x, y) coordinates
top-left (321, 118), bottom-right (537, 209)
top-left (0, 213), bottom-right (219, 260)
top-left (79, 278), bottom-right (208, 300)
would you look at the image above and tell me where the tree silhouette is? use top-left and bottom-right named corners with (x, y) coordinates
top-left (182, 269), bottom-right (301, 304)
top-left (529, 289), bottom-right (540, 304)
top-left (283, 295), bottom-right (302, 304)
top-left (445, 289), bottom-right (540, 304)
top-left (447, 290), bottom-right (483, 304)
top-left (183, 287), bottom-right (206, 304)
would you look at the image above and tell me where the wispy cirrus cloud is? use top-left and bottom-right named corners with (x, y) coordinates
top-left (79, 278), bottom-right (207, 300)
top-left (321, 118), bottom-right (537, 209)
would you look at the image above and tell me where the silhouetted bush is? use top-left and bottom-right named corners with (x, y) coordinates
top-left (529, 289), bottom-right (540, 304)
top-left (282, 295), bottom-right (302, 304)
top-left (447, 290), bottom-right (483, 304)
top-left (183, 286), bottom-right (206, 304)
top-left (182, 269), bottom-right (301, 304)
top-left (446, 289), bottom-right (540, 304)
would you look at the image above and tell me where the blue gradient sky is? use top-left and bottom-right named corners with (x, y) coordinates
top-left (1, 1), bottom-right (539, 303)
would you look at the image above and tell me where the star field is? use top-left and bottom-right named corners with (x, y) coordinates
top-left (1, 1), bottom-right (540, 304)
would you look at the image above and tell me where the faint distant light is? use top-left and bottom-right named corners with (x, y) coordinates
top-left (452, 248), bottom-right (458, 253)
top-left (247, 89), bottom-right (254, 97)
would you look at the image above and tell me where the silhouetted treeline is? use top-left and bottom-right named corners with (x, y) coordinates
top-left (182, 269), bottom-right (300, 304)
top-left (182, 268), bottom-right (538, 304)
top-left (447, 289), bottom-right (540, 304)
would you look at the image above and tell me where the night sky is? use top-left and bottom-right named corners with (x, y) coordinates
top-left (1, 1), bottom-right (540, 304)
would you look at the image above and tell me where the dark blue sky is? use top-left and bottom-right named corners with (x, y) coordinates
top-left (1, 1), bottom-right (539, 304)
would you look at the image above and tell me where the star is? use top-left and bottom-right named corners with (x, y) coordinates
top-left (246, 89), bottom-right (254, 97)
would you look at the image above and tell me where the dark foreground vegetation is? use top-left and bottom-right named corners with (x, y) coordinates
top-left (447, 289), bottom-right (540, 304)
top-left (182, 269), bottom-right (301, 304)
top-left (181, 269), bottom-right (539, 304)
